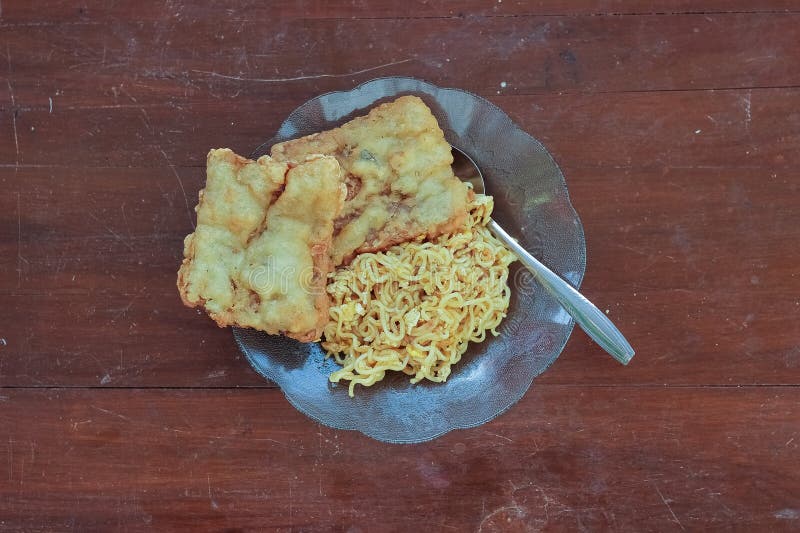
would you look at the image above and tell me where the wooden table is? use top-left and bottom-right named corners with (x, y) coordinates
top-left (2, 2), bottom-right (798, 530)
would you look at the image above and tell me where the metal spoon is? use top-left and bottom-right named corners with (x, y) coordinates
top-left (452, 147), bottom-right (635, 364)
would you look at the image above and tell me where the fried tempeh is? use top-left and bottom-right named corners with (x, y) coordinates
top-left (177, 148), bottom-right (346, 341)
top-left (271, 96), bottom-right (472, 265)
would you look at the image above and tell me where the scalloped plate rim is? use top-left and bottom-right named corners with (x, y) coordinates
top-left (235, 76), bottom-right (587, 443)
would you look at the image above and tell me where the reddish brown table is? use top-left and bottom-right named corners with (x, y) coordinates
top-left (1, 2), bottom-right (799, 530)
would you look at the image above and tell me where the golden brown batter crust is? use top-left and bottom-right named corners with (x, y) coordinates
top-left (271, 96), bottom-right (472, 265)
top-left (177, 149), bottom-right (345, 342)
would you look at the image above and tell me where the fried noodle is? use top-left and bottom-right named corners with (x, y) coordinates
top-left (322, 194), bottom-right (516, 397)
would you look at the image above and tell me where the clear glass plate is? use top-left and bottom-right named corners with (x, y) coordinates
top-left (233, 77), bottom-right (586, 443)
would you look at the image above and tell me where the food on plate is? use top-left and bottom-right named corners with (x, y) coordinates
top-left (271, 95), bottom-right (472, 265)
top-left (178, 95), bottom-right (517, 395)
top-left (177, 148), bottom-right (346, 342)
top-left (322, 193), bottom-right (516, 396)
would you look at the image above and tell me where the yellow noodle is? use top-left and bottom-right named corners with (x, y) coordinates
top-left (322, 194), bottom-right (517, 397)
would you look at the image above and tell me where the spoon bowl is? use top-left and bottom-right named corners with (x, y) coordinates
top-left (452, 147), bottom-right (486, 193)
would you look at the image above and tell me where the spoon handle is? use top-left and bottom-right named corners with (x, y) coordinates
top-left (488, 220), bottom-right (635, 365)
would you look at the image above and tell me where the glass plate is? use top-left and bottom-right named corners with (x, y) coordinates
top-left (233, 77), bottom-right (585, 443)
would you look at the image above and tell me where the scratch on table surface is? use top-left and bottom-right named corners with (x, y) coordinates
top-left (316, 430), bottom-right (341, 456)
top-left (237, 46), bottom-right (251, 70)
top-left (91, 405), bottom-right (132, 422)
top-left (744, 53), bottom-right (776, 64)
top-left (477, 504), bottom-right (524, 532)
top-left (158, 147), bottom-right (195, 229)
top-left (705, 489), bottom-right (735, 517)
top-left (87, 211), bottom-right (134, 251)
top-left (250, 437), bottom-right (288, 446)
top-left (6, 45), bottom-right (19, 160)
top-left (121, 201), bottom-right (133, 239)
top-left (542, 489), bottom-right (553, 522)
top-left (775, 509), bottom-right (800, 520)
top-left (14, 101), bottom-right (186, 113)
top-left (161, 425), bottom-right (286, 446)
top-left (0, 20), bottom-right (98, 28)
top-left (71, 419), bottom-right (93, 431)
top-left (614, 242), bottom-right (651, 258)
top-left (7, 80), bottom-right (19, 161)
top-left (316, 424), bottom-right (323, 497)
top-left (119, 84), bottom-right (138, 103)
top-left (17, 191), bottom-right (25, 288)
top-left (207, 474), bottom-right (219, 510)
top-left (139, 107), bottom-right (154, 134)
top-left (742, 89), bottom-right (752, 132)
top-left (107, 286), bottom-right (147, 321)
top-left (289, 482), bottom-right (294, 527)
top-left (7, 437), bottom-right (12, 481)
top-left (654, 482), bottom-right (685, 531)
top-left (191, 58), bottom-right (412, 83)
top-left (484, 431), bottom-right (514, 444)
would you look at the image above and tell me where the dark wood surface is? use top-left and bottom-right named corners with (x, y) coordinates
top-left (1, 2), bottom-right (799, 531)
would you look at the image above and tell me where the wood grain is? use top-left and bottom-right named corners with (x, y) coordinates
top-left (3, 87), bottom-right (798, 168)
top-left (1, 11), bottom-right (799, 115)
top-left (0, 162), bottom-right (797, 388)
top-left (1, 1), bottom-right (799, 530)
top-left (2, 0), bottom-right (799, 23)
top-left (1, 87), bottom-right (797, 388)
top-left (1, 387), bottom-right (798, 531)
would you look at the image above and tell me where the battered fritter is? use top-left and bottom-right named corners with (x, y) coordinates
top-left (177, 149), bottom-right (345, 341)
top-left (271, 96), bottom-right (472, 265)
